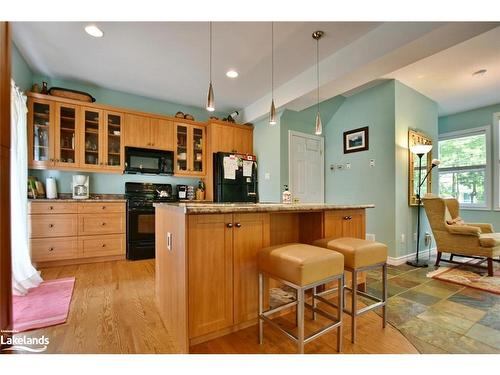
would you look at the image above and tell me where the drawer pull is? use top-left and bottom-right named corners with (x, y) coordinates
top-left (102, 243), bottom-right (106, 248)
top-left (101, 222), bottom-right (106, 226)
top-left (226, 223), bottom-right (233, 228)
top-left (49, 206), bottom-right (54, 210)
top-left (101, 206), bottom-right (106, 210)
top-left (343, 216), bottom-right (352, 221)
top-left (49, 223), bottom-right (54, 228)
top-left (49, 247), bottom-right (54, 252)
top-left (235, 223), bottom-right (241, 228)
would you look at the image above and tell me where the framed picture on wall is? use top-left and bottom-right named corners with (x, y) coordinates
top-left (343, 126), bottom-right (369, 154)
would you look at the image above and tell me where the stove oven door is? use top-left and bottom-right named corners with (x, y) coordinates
top-left (127, 206), bottom-right (156, 259)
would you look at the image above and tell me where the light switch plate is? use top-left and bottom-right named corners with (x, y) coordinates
top-left (264, 172), bottom-right (271, 180)
top-left (369, 159), bottom-right (375, 167)
top-left (345, 163), bottom-right (351, 169)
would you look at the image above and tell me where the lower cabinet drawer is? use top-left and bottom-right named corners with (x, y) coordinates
top-left (30, 237), bottom-right (79, 262)
top-left (78, 213), bottom-right (125, 235)
top-left (29, 214), bottom-right (78, 238)
top-left (79, 234), bottom-right (125, 258)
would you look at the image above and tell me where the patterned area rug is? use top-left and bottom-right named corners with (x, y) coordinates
top-left (428, 259), bottom-right (500, 295)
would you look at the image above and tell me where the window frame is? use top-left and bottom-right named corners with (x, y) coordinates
top-left (493, 112), bottom-right (500, 210)
top-left (438, 125), bottom-right (491, 210)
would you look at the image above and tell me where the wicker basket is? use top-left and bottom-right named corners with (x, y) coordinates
top-left (48, 87), bottom-right (96, 103)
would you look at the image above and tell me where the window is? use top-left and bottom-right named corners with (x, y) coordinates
top-left (438, 126), bottom-right (490, 209)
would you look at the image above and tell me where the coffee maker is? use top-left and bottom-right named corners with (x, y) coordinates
top-left (72, 175), bottom-right (89, 199)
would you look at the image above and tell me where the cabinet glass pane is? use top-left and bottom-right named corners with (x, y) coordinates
top-left (84, 110), bottom-right (100, 165)
top-left (177, 125), bottom-right (188, 171)
top-left (58, 106), bottom-right (76, 164)
top-left (107, 114), bottom-right (121, 167)
top-left (32, 102), bottom-right (50, 162)
top-left (193, 127), bottom-right (204, 172)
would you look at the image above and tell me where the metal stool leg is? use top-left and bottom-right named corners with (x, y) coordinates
top-left (382, 263), bottom-right (387, 328)
top-left (337, 275), bottom-right (344, 352)
top-left (351, 269), bottom-right (357, 343)
top-left (258, 272), bottom-right (264, 344)
top-left (297, 288), bottom-right (305, 354)
top-left (312, 286), bottom-right (317, 320)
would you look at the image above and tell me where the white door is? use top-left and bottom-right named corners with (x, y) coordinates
top-left (289, 130), bottom-right (324, 203)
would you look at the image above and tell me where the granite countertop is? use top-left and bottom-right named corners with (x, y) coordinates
top-left (29, 194), bottom-right (127, 203)
top-left (154, 202), bottom-right (375, 214)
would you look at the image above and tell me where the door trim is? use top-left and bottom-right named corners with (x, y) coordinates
top-left (288, 130), bottom-right (325, 203)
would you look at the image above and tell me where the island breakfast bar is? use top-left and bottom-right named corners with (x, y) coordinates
top-left (154, 202), bottom-right (374, 353)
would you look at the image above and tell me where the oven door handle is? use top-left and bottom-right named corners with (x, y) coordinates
top-left (128, 208), bottom-right (155, 213)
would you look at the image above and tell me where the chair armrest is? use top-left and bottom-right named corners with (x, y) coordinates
top-left (446, 224), bottom-right (481, 236)
top-left (466, 223), bottom-right (494, 233)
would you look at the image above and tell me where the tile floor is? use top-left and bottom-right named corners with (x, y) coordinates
top-left (364, 258), bottom-right (500, 353)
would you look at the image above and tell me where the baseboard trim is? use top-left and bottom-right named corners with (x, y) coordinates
top-left (388, 247), bottom-right (437, 266)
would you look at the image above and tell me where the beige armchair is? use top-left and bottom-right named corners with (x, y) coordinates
top-left (422, 196), bottom-right (500, 276)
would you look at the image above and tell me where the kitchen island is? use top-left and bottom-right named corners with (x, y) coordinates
top-left (154, 202), bottom-right (374, 353)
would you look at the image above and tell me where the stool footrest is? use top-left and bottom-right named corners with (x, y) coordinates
top-left (304, 321), bottom-right (342, 344)
top-left (261, 300), bottom-right (297, 318)
top-left (304, 302), bottom-right (339, 322)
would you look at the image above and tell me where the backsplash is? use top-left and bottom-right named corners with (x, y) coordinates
top-left (29, 169), bottom-right (201, 194)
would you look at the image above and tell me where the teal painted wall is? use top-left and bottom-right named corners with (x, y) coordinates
top-left (438, 102), bottom-right (500, 230)
top-left (29, 169), bottom-right (199, 195)
top-left (324, 80), bottom-right (397, 255)
top-left (253, 113), bottom-right (282, 202)
top-left (394, 81), bottom-right (438, 257)
top-left (11, 43), bottom-right (33, 92)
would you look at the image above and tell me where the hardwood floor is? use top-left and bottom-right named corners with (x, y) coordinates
top-left (16, 259), bottom-right (417, 354)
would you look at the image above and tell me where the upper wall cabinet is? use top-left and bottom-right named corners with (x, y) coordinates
top-left (123, 114), bottom-right (174, 151)
top-left (175, 122), bottom-right (206, 176)
top-left (28, 98), bottom-right (55, 169)
top-left (210, 122), bottom-right (253, 155)
top-left (54, 103), bottom-right (79, 169)
top-left (80, 107), bottom-right (103, 170)
top-left (103, 111), bottom-right (124, 170)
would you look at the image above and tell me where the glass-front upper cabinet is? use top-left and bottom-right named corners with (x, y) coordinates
top-left (54, 103), bottom-right (79, 168)
top-left (176, 124), bottom-right (188, 173)
top-left (104, 111), bottom-right (123, 170)
top-left (175, 122), bottom-right (205, 176)
top-left (192, 125), bottom-right (205, 174)
top-left (29, 99), bottom-right (54, 168)
top-left (81, 108), bottom-right (102, 169)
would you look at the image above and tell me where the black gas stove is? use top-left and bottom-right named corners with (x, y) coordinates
top-left (125, 182), bottom-right (176, 260)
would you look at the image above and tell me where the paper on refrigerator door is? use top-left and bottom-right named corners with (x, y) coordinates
top-left (223, 156), bottom-right (237, 180)
top-left (243, 160), bottom-right (253, 177)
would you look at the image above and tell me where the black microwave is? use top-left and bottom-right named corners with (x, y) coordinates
top-left (124, 147), bottom-right (174, 175)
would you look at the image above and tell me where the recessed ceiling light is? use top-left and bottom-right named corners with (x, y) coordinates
top-left (85, 25), bottom-right (104, 38)
top-left (472, 69), bottom-right (487, 77)
top-left (226, 70), bottom-right (239, 78)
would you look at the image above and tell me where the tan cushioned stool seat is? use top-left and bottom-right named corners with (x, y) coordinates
top-left (258, 243), bottom-right (344, 286)
top-left (479, 233), bottom-right (500, 248)
top-left (313, 237), bottom-right (387, 269)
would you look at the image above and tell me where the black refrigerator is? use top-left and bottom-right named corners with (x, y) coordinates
top-left (213, 152), bottom-right (258, 203)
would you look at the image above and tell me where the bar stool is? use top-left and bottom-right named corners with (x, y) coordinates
top-left (313, 237), bottom-right (388, 343)
top-left (258, 243), bottom-right (344, 354)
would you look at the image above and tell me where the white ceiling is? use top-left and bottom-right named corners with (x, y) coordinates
top-left (12, 21), bottom-right (380, 114)
top-left (12, 22), bottom-right (500, 120)
top-left (385, 26), bottom-right (500, 116)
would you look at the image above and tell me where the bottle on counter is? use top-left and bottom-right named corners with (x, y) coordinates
top-left (282, 185), bottom-right (292, 204)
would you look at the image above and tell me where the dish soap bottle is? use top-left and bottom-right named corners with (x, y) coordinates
top-left (282, 185), bottom-right (292, 204)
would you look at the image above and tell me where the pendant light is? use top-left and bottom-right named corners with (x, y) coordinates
top-left (312, 30), bottom-right (324, 135)
top-left (206, 22), bottom-right (215, 112)
top-left (269, 22), bottom-right (277, 125)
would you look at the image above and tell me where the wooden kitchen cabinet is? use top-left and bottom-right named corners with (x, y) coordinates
top-left (54, 102), bottom-right (79, 169)
top-left (80, 107), bottom-right (103, 170)
top-left (209, 121), bottom-right (253, 154)
top-left (124, 114), bottom-right (174, 151)
top-left (324, 209), bottom-right (366, 239)
top-left (175, 122), bottom-right (205, 176)
top-left (188, 214), bottom-right (234, 338)
top-left (28, 98), bottom-right (55, 169)
top-left (233, 127), bottom-right (253, 155)
top-left (232, 213), bottom-right (270, 323)
top-left (103, 111), bottom-right (124, 171)
top-left (29, 201), bottom-right (126, 266)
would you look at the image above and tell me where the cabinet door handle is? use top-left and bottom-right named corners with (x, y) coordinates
top-left (49, 223), bottom-right (54, 228)
top-left (101, 222), bottom-right (106, 226)
top-left (102, 206), bottom-right (106, 210)
top-left (49, 206), bottom-right (54, 210)
top-left (49, 247), bottom-right (54, 252)
top-left (102, 243), bottom-right (106, 248)
top-left (343, 216), bottom-right (352, 221)
top-left (226, 223), bottom-right (233, 228)
top-left (235, 223), bottom-right (241, 228)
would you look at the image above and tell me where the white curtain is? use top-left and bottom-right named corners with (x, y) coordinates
top-left (11, 79), bottom-right (43, 296)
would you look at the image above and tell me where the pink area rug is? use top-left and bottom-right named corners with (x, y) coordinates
top-left (13, 277), bottom-right (75, 332)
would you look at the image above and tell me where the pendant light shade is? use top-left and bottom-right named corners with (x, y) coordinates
top-left (312, 30), bottom-right (324, 135)
top-left (269, 22), bottom-right (276, 125)
top-left (270, 99), bottom-right (277, 125)
top-left (315, 112), bottom-right (322, 135)
top-left (206, 22), bottom-right (215, 112)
